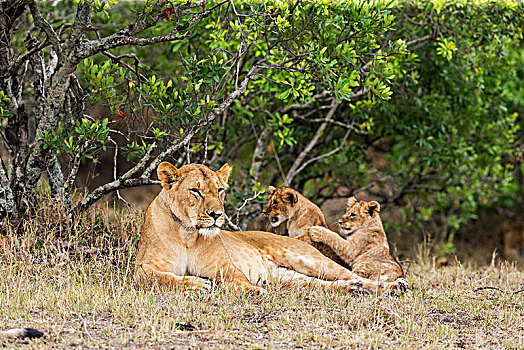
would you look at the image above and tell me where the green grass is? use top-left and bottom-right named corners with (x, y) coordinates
top-left (1, 206), bottom-right (523, 349)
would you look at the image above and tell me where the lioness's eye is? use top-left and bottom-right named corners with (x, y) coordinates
top-left (189, 188), bottom-right (203, 197)
top-left (218, 188), bottom-right (225, 194)
top-left (272, 200), bottom-right (278, 205)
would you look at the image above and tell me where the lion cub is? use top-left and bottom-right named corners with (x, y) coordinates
top-left (262, 186), bottom-right (348, 268)
top-left (263, 186), bottom-right (328, 238)
top-left (308, 197), bottom-right (406, 284)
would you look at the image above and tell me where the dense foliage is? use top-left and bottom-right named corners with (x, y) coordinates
top-left (0, 0), bottom-right (522, 245)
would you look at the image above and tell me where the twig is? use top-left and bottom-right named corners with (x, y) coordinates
top-left (224, 214), bottom-right (241, 231)
top-left (293, 128), bottom-right (351, 176)
top-left (102, 51), bottom-right (148, 84)
top-left (271, 139), bottom-right (287, 182)
top-left (406, 34), bottom-right (434, 48)
top-left (234, 190), bottom-right (265, 226)
top-left (111, 139), bottom-right (137, 213)
top-left (293, 113), bottom-right (368, 135)
top-left (474, 286), bottom-right (524, 295)
top-left (398, 260), bottom-right (412, 275)
top-left (202, 126), bottom-right (210, 164)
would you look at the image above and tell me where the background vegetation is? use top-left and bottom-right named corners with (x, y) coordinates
top-left (0, 0), bottom-right (523, 254)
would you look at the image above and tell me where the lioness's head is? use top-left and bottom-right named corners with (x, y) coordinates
top-left (338, 197), bottom-right (380, 235)
top-left (157, 162), bottom-right (232, 237)
top-left (262, 186), bottom-right (299, 227)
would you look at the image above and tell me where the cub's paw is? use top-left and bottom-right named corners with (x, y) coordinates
top-left (308, 226), bottom-right (325, 243)
top-left (382, 278), bottom-right (409, 296)
top-left (393, 278), bottom-right (409, 294)
top-left (245, 285), bottom-right (268, 296)
top-left (184, 276), bottom-right (212, 292)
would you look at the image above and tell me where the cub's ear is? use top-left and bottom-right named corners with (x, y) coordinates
top-left (367, 201), bottom-right (380, 217)
top-left (285, 192), bottom-right (298, 207)
top-left (347, 196), bottom-right (358, 208)
top-left (216, 163), bottom-right (232, 186)
top-left (157, 162), bottom-right (181, 191)
top-left (268, 185), bottom-right (276, 194)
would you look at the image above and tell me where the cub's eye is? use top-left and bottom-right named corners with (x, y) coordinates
top-left (272, 200), bottom-right (278, 205)
top-left (189, 188), bottom-right (203, 197)
top-left (218, 188), bottom-right (225, 195)
top-left (349, 213), bottom-right (356, 218)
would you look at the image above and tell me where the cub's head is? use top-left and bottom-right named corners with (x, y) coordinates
top-left (262, 186), bottom-right (299, 227)
top-left (338, 197), bottom-right (380, 235)
top-left (157, 162), bottom-right (231, 237)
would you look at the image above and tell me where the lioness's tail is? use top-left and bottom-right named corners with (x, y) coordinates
top-left (0, 328), bottom-right (44, 339)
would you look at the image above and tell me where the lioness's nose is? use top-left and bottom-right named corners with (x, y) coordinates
top-left (207, 210), bottom-right (222, 220)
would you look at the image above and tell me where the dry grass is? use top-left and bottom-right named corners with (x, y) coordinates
top-left (1, 206), bottom-right (523, 349)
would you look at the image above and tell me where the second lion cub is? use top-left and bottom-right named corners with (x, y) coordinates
top-left (308, 197), bottom-right (406, 284)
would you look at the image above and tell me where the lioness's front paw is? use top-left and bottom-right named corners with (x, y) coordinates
top-left (184, 276), bottom-right (212, 292)
top-left (331, 279), bottom-right (365, 294)
top-left (308, 226), bottom-right (325, 243)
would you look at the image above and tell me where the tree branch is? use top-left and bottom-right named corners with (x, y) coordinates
top-left (0, 156), bottom-right (15, 216)
top-left (28, 1), bottom-right (63, 60)
top-left (82, 32), bottom-right (190, 57)
top-left (293, 128), bottom-right (351, 176)
top-left (65, 141), bottom-right (90, 199)
top-left (249, 126), bottom-right (271, 182)
top-left (282, 90), bottom-right (331, 113)
top-left (406, 34), bottom-right (434, 48)
top-left (79, 0), bottom-right (224, 58)
top-left (47, 154), bottom-right (69, 211)
top-left (74, 176), bottom-right (160, 213)
top-left (284, 99), bottom-right (339, 185)
top-left (69, 0), bottom-right (92, 44)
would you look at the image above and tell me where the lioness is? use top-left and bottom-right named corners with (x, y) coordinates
top-left (308, 197), bottom-right (406, 284)
top-left (262, 186), bottom-right (348, 267)
top-left (135, 162), bottom-right (405, 294)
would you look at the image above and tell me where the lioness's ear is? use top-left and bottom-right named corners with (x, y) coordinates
top-left (367, 201), bottom-right (380, 217)
top-left (216, 163), bottom-right (232, 185)
top-left (157, 162), bottom-right (181, 191)
top-left (269, 185), bottom-right (276, 194)
top-left (347, 196), bottom-right (357, 208)
top-left (286, 192), bottom-right (298, 207)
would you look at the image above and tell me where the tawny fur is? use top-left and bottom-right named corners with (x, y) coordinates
top-left (135, 163), bottom-right (406, 294)
top-left (262, 186), bottom-right (348, 268)
top-left (308, 197), bottom-right (406, 284)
